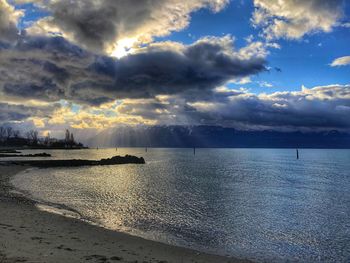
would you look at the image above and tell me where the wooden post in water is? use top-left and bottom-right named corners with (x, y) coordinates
top-left (145, 147), bottom-right (148, 153)
top-left (193, 147), bottom-right (196, 155)
top-left (296, 149), bottom-right (299, 159)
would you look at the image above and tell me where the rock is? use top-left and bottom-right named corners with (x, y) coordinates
top-left (4, 155), bottom-right (145, 167)
top-left (100, 155), bottom-right (145, 165)
top-left (0, 149), bottom-right (21, 153)
top-left (0, 153), bottom-right (51, 158)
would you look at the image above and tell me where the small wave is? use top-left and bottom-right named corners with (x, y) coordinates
top-left (36, 203), bottom-right (81, 219)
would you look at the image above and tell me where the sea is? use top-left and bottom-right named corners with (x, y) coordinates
top-left (9, 148), bottom-right (350, 262)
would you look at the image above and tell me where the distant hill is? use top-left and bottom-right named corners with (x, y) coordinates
top-left (87, 126), bottom-right (350, 148)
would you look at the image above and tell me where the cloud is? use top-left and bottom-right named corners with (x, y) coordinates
top-left (1, 0), bottom-right (348, 134)
top-left (230, 77), bottom-right (252, 85)
top-left (2, 84), bottom-right (349, 133)
top-left (0, 102), bottom-right (60, 122)
top-left (252, 0), bottom-right (344, 40)
top-left (0, 35), bottom-right (267, 105)
top-left (258, 81), bottom-right (273, 88)
top-left (0, 0), bottom-right (23, 43)
top-left (0, 36), bottom-right (95, 103)
top-left (330, 56), bottom-right (350, 67)
top-left (26, 0), bottom-right (229, 54)
top-left (193, 84), bottom-right (350, 130)
top-left (113, 84), bottom-right (350, 131)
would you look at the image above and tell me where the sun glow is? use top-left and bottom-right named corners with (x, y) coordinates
top-left (110, 38), bottom-right (137, 59)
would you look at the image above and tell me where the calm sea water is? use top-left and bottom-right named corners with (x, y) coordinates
top-left (10, 148), bottom-right (350, 262)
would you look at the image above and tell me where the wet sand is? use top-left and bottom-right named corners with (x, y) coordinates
top-left (0, 165), bottom-right (250, 263)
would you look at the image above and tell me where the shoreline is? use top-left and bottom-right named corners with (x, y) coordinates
top-left (0, 164), bottom-right (250, 263)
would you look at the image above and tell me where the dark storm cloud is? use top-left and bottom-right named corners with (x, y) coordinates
top-left (116, 85), bottom-right (350, 131)
top-left (84, 39), bottom-right (266, 100)
top-left (0, 103), bottom-right (30, 121)
top-left (0, 36), bottom-right (267, 105)
top-left (42, 0), bottom-right (162, 51)
top-left (0, 36), bottom-right (93, 102)
top-left (0, 102), bottom-right (61, 122)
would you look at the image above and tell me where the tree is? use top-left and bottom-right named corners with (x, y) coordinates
top-left (65, 129), bottom-right (70, 145)
top-left (65, 129), bottom-right (76, 147)
top-left (32, 130), bottom-right (38, 145)
top-left (0, 127), bottom-right (5, 142)
top-left (26, 130), bottom-right (38, 145)
top-left (44, 132), bottom-right (51, 146)
top-left (13, 130), bottom-right (20, 138)
top-left (25, 131), bottom-right (31, 141)
top-left (5, 127), bottom-right (13, 139)
top-left (70, 133), bottom-right (75, 144)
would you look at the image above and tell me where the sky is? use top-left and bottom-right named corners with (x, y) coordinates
top-left (0, 0), bottom-right (349, 138)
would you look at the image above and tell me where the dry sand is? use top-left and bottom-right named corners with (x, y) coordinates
top-left (0, 165), bottom-right (251, 263)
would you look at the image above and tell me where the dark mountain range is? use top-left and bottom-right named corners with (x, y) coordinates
top-left (88, 126), bottom-right (350, 148)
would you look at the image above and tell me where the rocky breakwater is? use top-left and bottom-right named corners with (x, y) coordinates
top-left (0, 153), bottom-right (51, 158)
top-left (5, 155), bottom-right (145, 167)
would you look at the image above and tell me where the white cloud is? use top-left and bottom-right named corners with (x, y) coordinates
top-left (252, 0), bottom-right (344, 40)
top-left (26, 0), bottom-right (229, 54)
top-left (230, 77), bottom-right (252, 85)
top-left (258, 81), bottom-right (273, 88)
top-left (330, 56), bottom-right (350, 67)
top-left (0, 0), bottom-right (23, 42)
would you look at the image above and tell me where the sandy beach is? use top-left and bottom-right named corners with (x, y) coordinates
top-left (0, 164), bottom-right (249, 263)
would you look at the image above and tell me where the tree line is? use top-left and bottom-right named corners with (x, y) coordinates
top-left (0, 127), bottom-right (84, 148)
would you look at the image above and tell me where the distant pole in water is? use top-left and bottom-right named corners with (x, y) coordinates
top-left (116, 147), bottom-right (117, 151)
top-left (145, 147), bottom-right (148, 152)
top-left (193, 147), bottom-right (196, 155)
top-left (296, 149), bottom-right (299, 159)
